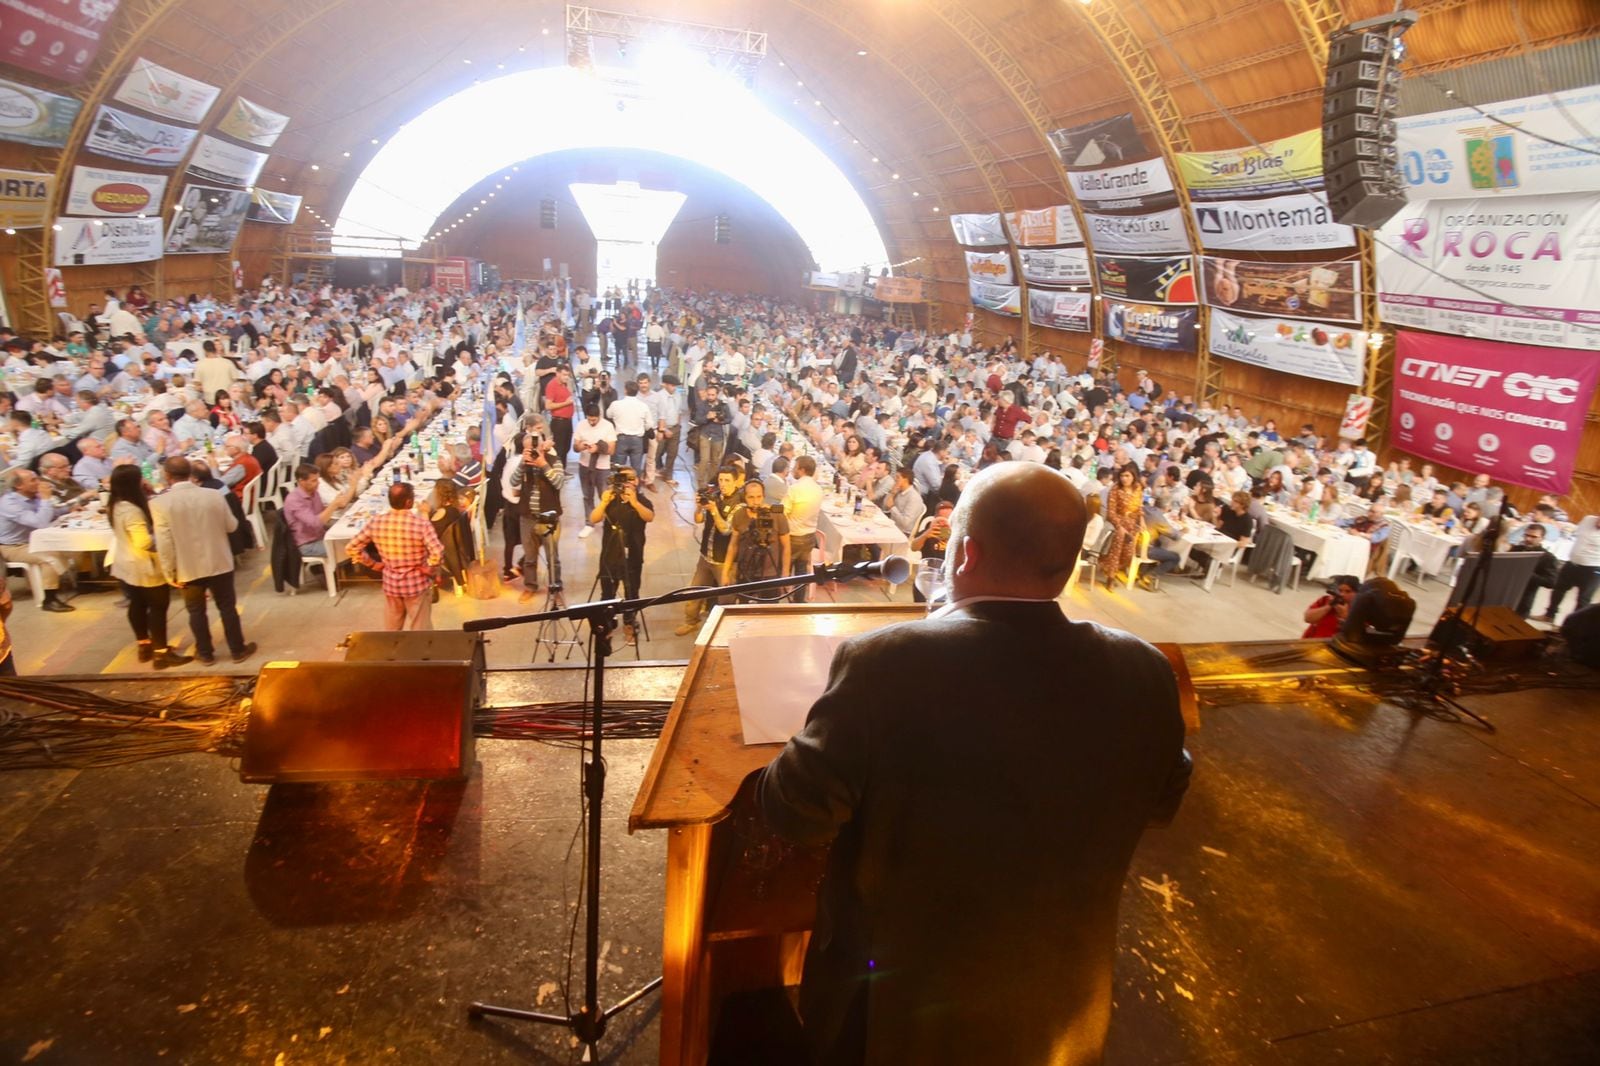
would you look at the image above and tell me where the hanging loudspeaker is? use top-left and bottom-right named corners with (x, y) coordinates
top-left (1320, 11), bottom-right (1418, 230)
top-left (540, 199), bottom-right (558, 229)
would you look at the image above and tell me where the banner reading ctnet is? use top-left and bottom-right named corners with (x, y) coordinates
top-left (1391, 330), bottom-right (1600, 494)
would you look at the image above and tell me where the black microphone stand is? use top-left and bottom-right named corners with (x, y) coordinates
top-left (462, 560), bottom-right (897, 1060)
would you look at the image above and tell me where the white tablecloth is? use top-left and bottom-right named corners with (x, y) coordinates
top-left (1387, 520), bottom-right (1465, 578)
top-left (817, 497), bottom-right (909, 566)
top-left (1268, 511), bottom-right (1372, 581)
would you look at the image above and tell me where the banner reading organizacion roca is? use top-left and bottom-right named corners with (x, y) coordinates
top-left (1390, 331), bottom-right (1600, 494)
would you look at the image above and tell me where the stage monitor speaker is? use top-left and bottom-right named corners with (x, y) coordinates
top-left (240, 661), bottom-right (477, 784)
top-left (343, 630), bottom-right (486, 707)
top-left (1321, 11), bottom-right (1417, 231)
top-left (1430, 605), bottom-right (1546, 661)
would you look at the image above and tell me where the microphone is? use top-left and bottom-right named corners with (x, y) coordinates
top-left (813, 554), bottom-right (911, 585)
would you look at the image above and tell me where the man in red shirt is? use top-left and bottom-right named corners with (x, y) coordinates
top-left (220, 435), bottom-right (262, 498)
top-left (544, 364), bottom-right (577, 461)
top-left (991, 389), bottom-right (1029, 445)
top-left (346, 482), bottom-right (445, 631)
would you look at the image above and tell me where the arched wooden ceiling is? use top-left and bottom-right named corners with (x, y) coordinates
top-left (9, 0), bottom-right (1599, 288)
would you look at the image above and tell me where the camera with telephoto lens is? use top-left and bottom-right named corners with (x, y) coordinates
top-left (608, 468), bottom-right (632, 492)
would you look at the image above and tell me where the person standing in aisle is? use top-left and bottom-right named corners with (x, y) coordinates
top-left (150, 457), bottom-right (256, 666)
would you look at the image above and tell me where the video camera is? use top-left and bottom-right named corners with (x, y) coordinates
top-left (696, 484), bottom-right (720, 506)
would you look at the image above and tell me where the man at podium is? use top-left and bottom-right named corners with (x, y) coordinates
top-left (754, 463), bottom-right (1193, 1064)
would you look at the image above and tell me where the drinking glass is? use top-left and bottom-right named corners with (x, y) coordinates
top-left (914, 558), bottom-right (947, 613)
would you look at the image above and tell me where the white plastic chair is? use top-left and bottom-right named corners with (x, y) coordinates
top-left (1201, 541), bottom-right (1245, 592)
top-left (6, 560), bottom-right (47, 607)
top-left (300, 552), bottom-right (337, 597)
top-left (240, 476), bottom-right (267, 549)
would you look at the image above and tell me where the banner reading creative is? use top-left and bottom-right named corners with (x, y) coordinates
top-left (1002, 205), bottom-right (1082, 247)
top-left (0, 76), bottom-right (84, 148)
top-left (54, 216), bottom-right (164, 266)
top-left (216, 96), bottom-right (291, 147)
top-left (1094, 255), bottom-right (1196, 304)
top-left (1103, 299), bottom-right (1197, 352)
top-left (1208, 309), bottom-right (1366, 386)
top-left (1068, 157), bottom-right (1178, 213)
top-left (83, 105), bottom-right (197, 167)
top-left (247, 188), bottom-right (302, 224)
top-left (0, 0), bottom-right (120, 82)
top-left (872, 276), bottom-right (923, 303)
top-left (1375, 191), bottom-right (1600, 351)
top-left (969, 280), bottom-right (1021, 317)
top-left (1397, 85), bottom-right (1600, 200)
top-left (1390, 330), bottom-right (1600, 493)
top-left (1082, 208), bottom-right (1189, 254)
top-left (113, 58), bottom-right (221, 124)
top-left (1200, 256), bottom-right (1362, 323)
top-left (1192, 191), bottom-right (1356, 251)
top-left (964, 250), bottom-right (1015, 285)
top-left (165, 184), bottom-right (252, 254)
top-left (1050, 114), bottom-right (1148, 169)
top-left (0, 168), bottom-right (52, 229)
top-left (66, 166), bottom-right (168, 217)
top-left (1027, 289), bottom-right (1092, 332)
top-left (1017, 247), bottom-right (1091, 287)
top-left (949, 212), bottom-right (1007, 247)
top-left (1178, 129), bottom-right (1324, 200)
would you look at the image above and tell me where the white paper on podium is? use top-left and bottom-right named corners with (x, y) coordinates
top-left (728, 633), bottom-right (847, 745)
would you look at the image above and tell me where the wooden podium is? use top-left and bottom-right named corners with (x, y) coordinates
top-left (629, 603), bottom-right (923, 1065)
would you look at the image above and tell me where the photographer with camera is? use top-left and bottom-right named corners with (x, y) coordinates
top-left (590, 466), bottom-right (654, 644)
top-left (723, 478), bottom-right (792, 599)
top-left (572, 402), bottom-right (618, 540)
top-left (502, 425), bottom-right (567, 603)
top-left (675, 465), bottom-right (741, 636)
top-left (689, 380), bottom-right (731, 491)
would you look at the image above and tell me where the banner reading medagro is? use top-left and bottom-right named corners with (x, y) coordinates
top-left (1375, 191), bottom-right (1600, 351)
top-left (1103, 299), bottom-right (1197, 352)
top-left (165, 184), bottom-right (252, 254)
top-left (217, 96), bottom-right (291, 148)
top-left (54, 216), bottom-right (164, 266)
top-left (1068, 157), bottom-right (1179, 214)
top-left (1050, 114), bottom-right (1148, 169)
top-left (1017, 247), bottom-right (1091, 287)
top-left (1390, 330), bottom-right (1600, 494)
top-left (1178, 130), bottom-right (1324, 201)
top-left (964, 250), bottom-right (1015, 285)
top-left (1094, 255), bottom-right (1196, 304)
top-left (1208, 309), bottom-right (1366, 387)
top-left (67, 166), bottom-right (168, 217)
top-left (247, 188), bottom-right (303, 225)
top-left (969, 279), bottom-right (1021, 317)
top-left (1002, 205), bottom-right (1082, 247)
top-left (1397, 85), bottom-right (1600, 200)
top-left (1027, 289), bottom-right (1091, 332)
top-left (0, 77), bottom-right (84, 148)
top-left (1200, 256), bottom-right (1362, 324)
top-left (949, 212), bottom-right (1007, 247)
top-left (84, 105), bottom-right (197, 167)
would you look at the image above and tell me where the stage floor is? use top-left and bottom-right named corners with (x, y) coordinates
top-left (2, 648), bottom-right (1598, 1064)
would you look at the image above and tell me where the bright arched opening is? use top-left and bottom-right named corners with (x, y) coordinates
top-left (333, 65), bottom-right (889, 273)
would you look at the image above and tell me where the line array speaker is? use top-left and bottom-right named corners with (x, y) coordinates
top-left (1321, 11), bottom-right (1418, 230)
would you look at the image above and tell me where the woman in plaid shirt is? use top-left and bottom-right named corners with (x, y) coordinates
top-left (346, 482), bottom-right (445, 631)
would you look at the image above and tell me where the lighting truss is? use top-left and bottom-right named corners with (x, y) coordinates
top-left (565, 3), bottom-right (768, 86)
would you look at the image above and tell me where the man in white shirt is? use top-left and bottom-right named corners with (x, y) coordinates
top-left (646, 319), bottom-right (666, 369)
top-left (1542, 514), bottom-right (1600, 622)
top-left (571, 405), bottom-right (618, 539)
top-left (653, 376), bottom-right (687, 485)
top-left (783, 455), bottom-right (824, 603)
top-left (173, 400), bottom-right (218, 449)
top-left (606, 380), bottom-right (653, 479)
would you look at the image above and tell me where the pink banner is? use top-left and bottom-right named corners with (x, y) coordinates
top-left (0, 0), bottom-right (121, 83)
top-left (1391, 331), bottom-right (1600, 494)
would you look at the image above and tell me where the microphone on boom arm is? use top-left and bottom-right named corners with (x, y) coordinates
top-left (812, 554), bottom-right (911, 585)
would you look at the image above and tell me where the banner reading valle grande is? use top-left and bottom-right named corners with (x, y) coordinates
top-left (1068, 157), bottom-right (1178, 214)
top-left (1390, 331), bottom-right (1600, 494)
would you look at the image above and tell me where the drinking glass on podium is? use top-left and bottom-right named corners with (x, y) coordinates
top-left (914, 558), bottom-right (947, 612)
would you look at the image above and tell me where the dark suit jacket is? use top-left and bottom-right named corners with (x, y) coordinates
top-left (755, 600), bottom-right (1191, 1065)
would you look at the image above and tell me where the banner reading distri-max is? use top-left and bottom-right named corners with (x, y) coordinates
top-left (53, 217), bottom-right (164, 266)
top-left (1390, 330), bottom-right (1600, 494)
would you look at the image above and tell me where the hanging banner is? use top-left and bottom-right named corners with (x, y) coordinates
top-left (0, 168), bottom-right (52, 228)
top-left (186, 134), bottom-right (268, 187)
top-left (1375, 192), bottom-right (1600, 351)
top-left (1027, 288), bottom-right (1092, 332)
top-left (1018, 247), bottom-right (1091, 287)
top-left (216, 96), bottom-right (290, 148)
top-left (44, 267), bottom-right (66, 307)
top-left (1178, 129), bottom-right (1325, 201)
top-left (1390, 330), bottom-right (1600, 494)
top-left (873, 276), bottom-right (924, 303)
top-left (0, 77), bottom-right (84, 148)
top-left (1002, 205), bottom-right (1082, 247)
top-left (66, 165), bottom-right (168, 217)
top-left (805, 271), bottom-right (839, 290)
top-left (113, 58), bottom-right (221, 124)
top-left (53, 216), bottom-right (164, 266)
top-left (436, 258), bottom-right (471, 292)
top-left (1068, 157), bottom-right (1179, 213)
top-left (1082, 208), bottom-right (1190, 254)
top-left (964, 250), bottom-right (1015, 285)
top-left (969, 280), bottom-right (1022, 317)
top-left (1094, 255), bottom-right (1196, 304)
top-left (1208, 309), bottom-right (1366, 386)
top-left (1397, 85), bottom-right (1600, 201)
top-left (247, 187), bottom-right (303, 224)
top-left (165, 183), bottom-right (252, 254)
top-left (0, 0), bottom-right (120, 83)
top-left (1192, 191), bottom-right (1356, 252)
top-left (1200, 256), bottom-right (1362, 324)
top-left (83, 105), bottom-right (197, 167)
top-left (1104, 299), bottom-right (1197, 352)
top-left (949, 212), bottom-right (1008, 248)
top-left (1050, 114), bottom-right (1148, 169)
top-left (1340, 395), bottom-right (1374, 441)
